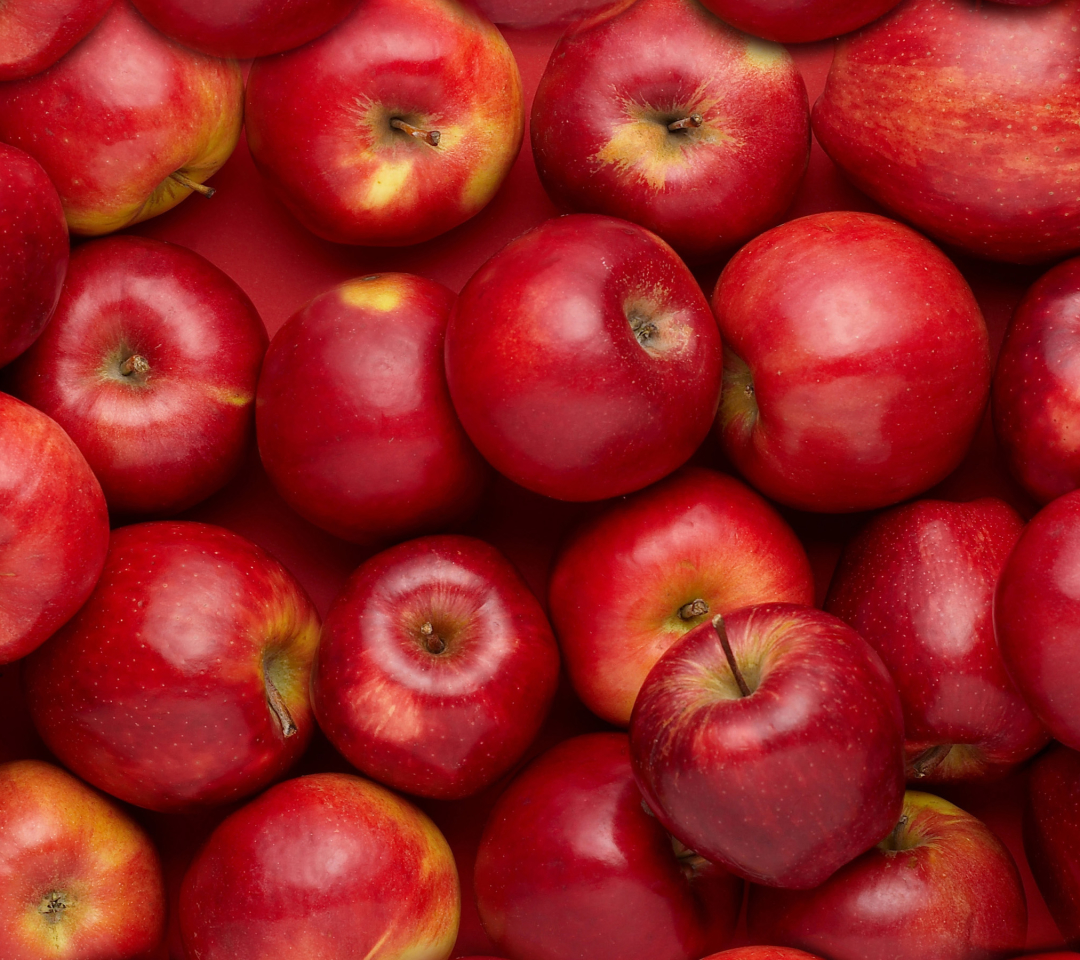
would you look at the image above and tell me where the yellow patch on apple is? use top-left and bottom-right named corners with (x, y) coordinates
top-left (340, 276), bottom-right (407, 312)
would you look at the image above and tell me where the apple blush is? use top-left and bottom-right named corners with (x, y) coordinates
top-left (0, 0), bottom-right (112, 81)
top-left (695, 0), bottom-right (903, 42)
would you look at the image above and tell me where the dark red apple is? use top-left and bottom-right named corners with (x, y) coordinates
top-left (813, 0), bottom-right (1080, 264)
top-left (713, 211), bottom-right (989, 512)
top-left (530, 0), bottom-right (810, 263)
top-left (475, 0), bottom-right (620, 27)
top-left (0, 393), bottom-right (109, 665)
top-left (825, 497), bottom-right (1048, 782)
top-left (704, 951), bottom-right (824, 960)
top-left (445, 214), bottom-right (722, 502)
top-left (8, 235), bottom-right (267, 516)
top-left (23, 521), bottom-right (321, 812)
top-left (312, 534), bottom-right (561, 799)
top-left (694, 0), bottom-right (903, 42)
top-left (474, 733), bottom-right (742, 960)
top-left (748, 791), bottom-right (1028, 960)
top-left (630, 604), bottom-right (905, 889)
top-left (0, 0), bottom-right (112, 81)
top-left (548, 466), bottom-right (815, 726)
top-left (256, 273), bottom-right (489, 545)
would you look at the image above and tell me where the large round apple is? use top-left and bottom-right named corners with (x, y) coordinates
top-left (445, 214), bottom-right (722, 501)
top-left (713, 211), bottom-right (989, 512)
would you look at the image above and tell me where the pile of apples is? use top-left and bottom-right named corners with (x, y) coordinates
top-left (2, 0), bottom-right (1080, 959)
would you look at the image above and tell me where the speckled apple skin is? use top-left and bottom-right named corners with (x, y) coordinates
top-left (695, 0), bottom-right (902, 42)
top-left (0, 0), bottom-right (112, 81)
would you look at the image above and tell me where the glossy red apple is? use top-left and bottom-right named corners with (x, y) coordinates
top-left (0, 0), bottom-right (112, 80)
top-left (825, 497), bottom-right (1048, 782)
top-left (0, 1), bottom-right (243, 236)
top-left (813, 0), bottom-right (1080, 264)
top-left (530, 0), bottom-right (810, 263)
top-left (0, 393), bottom-right (109, 665)
top-left (548, 466), bottom-right (815, 726)
top-left (0, 143), bottom-right (68, 369)
top-left (244, 0), bottom-right (524, 247)
top-left (748, 791), bottom-right (1028, 960)
top-left (475, 0), bottom-right (619, 26)
top-left (713, 211), bottom-right (989, 512)
top-left (630, 604), bottom-right (905, 889)
top-left (312, 534), bottom-right (561, 799)
top-left (179, 772), bottom-right (460, 960)
top-left (475, 733), bottom-right (742, 960)
top-left (257, 273), bottom-right (489, 545)
top-left (0, 760), bottom-right (166, 960)
top-left (694, 0), bottom-right (902, 42)
top-left (8, 235), bottom-right (267, 516)
top-left (704, 951), bottom-right (824, 960)
top-left (446, 214), bottom-right (722, 502)
top-left (23, 521), bottom-right (321, 812)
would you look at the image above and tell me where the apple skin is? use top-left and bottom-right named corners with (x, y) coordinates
top-left (0, 760), bottom-right (166, 960)
top-left (312, 534), bottom-right (561, 800)
top-left (993, 256), bottom-right (1080, 504)
top-left (704, 951), bottom-right (824, 960)
top-left (548, 466), bottom-right (815, 727)
top-left (530, 0), bottom-right (810, 263)
top-left (747, 791), bottom-right (1028, 960)
top-left (445, 214), bottom-right (722, 502)
top-left (8, 235), bottom-right (268, 516)
top-left (812, 0), bottom-right (1080, 264)
top-left (0, 393), bottom-right (109, 666)
top-left (825, 497), bottom-right (1049, 783)
top-left (713, 211), bottom-right (989, 513)
top-left (179, 772), bottom-right (460, 960)
top-left (630, 602), bottom-right (906, 889)
top-left (0, 0), bottom-right (112, 81)
top-left (0, 143), bottom-right (68, 369)
top-left (474, 733), bottom-right (743, 960)
top-left (257, 273), bottom-right (489, 545)
top-left (0, 1), bottom-right (243, 236)
top-left (694, 0), bottom-right (902, 43)
top-left (23, 521), bottom-right (321, 813)
top-left (129, 0), bottom-right (357, 58)
top-left (244, 0), bottom-right (524, 247)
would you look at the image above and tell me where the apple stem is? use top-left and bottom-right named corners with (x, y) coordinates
top-left (170, 172), bottom-right (216, 198)
top-left (885, 814), bottom-right (909, 850)
top-left (911, 743), bottom-right (952, 778)
top-left (420, 621), bottom-right (447, 654)
top-left (679, 599), bottom-right (709, 620)
top-left (668, 114), bottom-right (703, 132)
top-left (713, 615), bottom-right (751, 698)
top-left (391, 118), bottom-right (441, 147)
top-left (265, 676), bottom-right (298, 738)
top-left (119, 355), bottom-right (150, 377)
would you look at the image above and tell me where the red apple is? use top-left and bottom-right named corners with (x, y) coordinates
top-left (0, 142), bottom-right (68, 368)
top-left (0, 392), bottom-right (109, 665)
top-left (812, 0), bottom-right (1080, 264)
top-left (693, 0), bottom-right (903, 42)
top-left (0, 0), bottom-right (112, 81)
top-left (23, 521), bottom-right (321, 812)
top-left (474, 733), bottom-right (742, 960)
top-left (0, 759), bottom-right (166, 960)
top-left (630, 604), bottom-right (905, 889)
top-left (748, 791), bottom-right (1028, 960)
top-left (475, 0), bottom-right (620, 27)
top-left (548, 466), bottom-right (815, 726)
top-left (257, 273), bottom-right (489, 545)
top-left (8, 235), bottom-right (268, 516)
top-left (0, 1), bottom-right (243, 236)
top-left (244, 0), bottom-right (524, 246)
top-left (179, 772), bottom-right (460, 960)
top-left (825, 497), bottom-right (1048, 782)
top-left (312, 534), bottom-right (561, 799)
top-left (445, 214), bottom-right (722, 501)
top-left (713, 211), bottom-right (990, 513)
top-left (704, 951), bottom-right (824, 960)
top-left (530, 0), bottom-right (810, 263)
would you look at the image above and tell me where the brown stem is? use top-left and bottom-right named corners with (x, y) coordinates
top-left (170, 172), bottom-right (216, 197)
top-left (391, 118), bottom-right (441, 147)
top-left (713, 615), bottom-right (751, 697)
top-left (884, 814), bottom-right (909, 850)
top-left (265, 675), bottom-right (297, 738)
top-left (678, 599), bottom-right (709, 620)
top-left (911, 743), bottom-right (952, 778)
top-left (420, 621), bottom-right (446, 654)
top-left (668, 114), bottom-right (703, 131)
top-left (119, 355), bottom-right (150, 377)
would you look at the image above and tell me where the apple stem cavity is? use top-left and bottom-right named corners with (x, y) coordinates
top-left (264, 675), bottom-right (298, 738)
top-left (119, 354), bottom-right (150, 378)
top-left (628, 311), bottom-right (659, 347)
top-left (391, 118), bottom-right (441, 147)
top-left (882, 814), bottom-right (910, 852)
top-left (39, 891), bottom-right (69, 924)
top-left (679, 599), bottom-right (709, 620)
top-left (169, 171), bottom-right (216, 198)
top-left (667, 114), bottom-right (703, 132)
top-left (713, 614), bottom-right (752, 698)
top-left (911, 743), bottom-right (952, 778)
top-left (420, 621), bottom-right (447, 654)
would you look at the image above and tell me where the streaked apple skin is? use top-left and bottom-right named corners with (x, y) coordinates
top-left (9, 235), bottom-right (267, 516)
top-left (993, 256), bottom-right (1080, 504)
top-left (0, 0), bottom-right (112, 81)
top-left (812, 0), bottom-right (1080, 264)
top-left (0, 1), bottom-right (243, 236)
top-left (257, 274), bottom-right (489, 545)
top-left (530, 0), bottom-right (810, 263)
top-left (23, 521), bottom-right (321, 813)
top-left (713, 211), bottom-right (989, 513)
top-left (445, 214), bottom-right (722, 502)
top-left (748, 791), bottom-right (1027, 960)
top-left (312, 535), bottom-right (560, 800)
top-left (0, 393), bottom-right (109, 665)
top-left (179, 772), bottom-right (460, 960)
top-left (825, 497), bottom-right (1048, 782)
top-left (475, 733), bottom-right (742, 960)
top-left (630, 603), bottom-right (905, 889)
top-left (695, 0), bottom-right (902, 42)
top-left (244, 0), bottom-right (524, 247)
top-left (0, 760), bottom-right (165, 960)
top-left (548, 466), bottom-right (814, 726)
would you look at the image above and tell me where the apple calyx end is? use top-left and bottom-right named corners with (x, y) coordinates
top-left (390, 118), bottom-right (441, 148)
top-left (627, 309), bottom-right (659, 348)
top-left (169, 171), bottom-right (216, 198)
top-left (38, 890), bottom-right (70, 925)
top-left (678, 598), bottom-right (709, 621)
top-left (713, 614), bottom-right (752, 698)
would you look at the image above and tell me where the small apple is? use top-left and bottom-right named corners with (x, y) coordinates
top-left (0, 0), bottom-right (111, 81)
